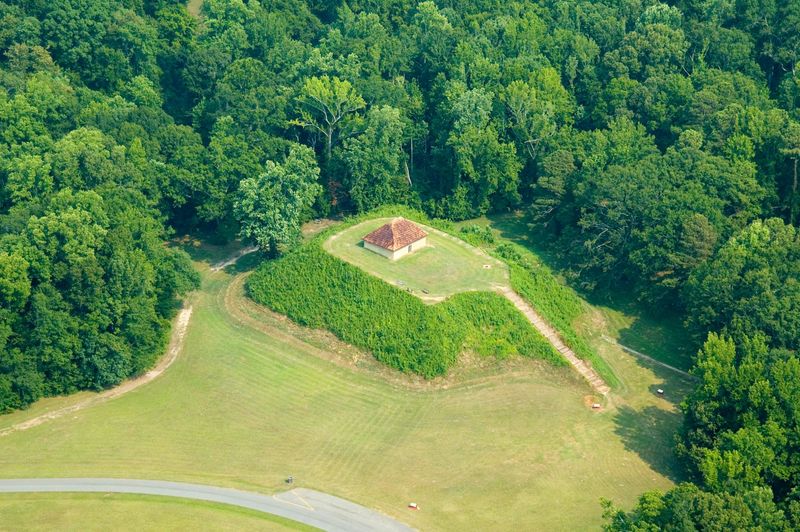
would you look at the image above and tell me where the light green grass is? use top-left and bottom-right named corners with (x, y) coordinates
top-left (0, 242), bottom-right (687, 530)
top-left (324, 218), bottom-right (508, 301)
top-left (0, 493), bottom-right (313, 531)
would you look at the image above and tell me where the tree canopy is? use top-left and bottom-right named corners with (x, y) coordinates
top-left (3, 1), bottom-right (800, 523)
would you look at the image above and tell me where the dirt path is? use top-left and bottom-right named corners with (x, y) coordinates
top-left (601, 335), bottom-right (694, 379)
top-left (0, 306), bottom-right (193, 438)
top-left (211, 246), bottom-right (258, 271)
top-left (499, 287), bottom-right (611, 395)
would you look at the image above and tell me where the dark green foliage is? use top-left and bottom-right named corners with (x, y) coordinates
top-left (680, 334), bottom-right (800, 500)
top-left (607, 330), bottom-right (800, 529)
top-left (246, 231), bottom-right (562, 378)
top-left (603, 483), bottom-right (791, 531)
top-left (0, 23), bottom-right (200, 412)
top-left (4, 0), bottom-right (800, 521)
top-left (684, 219), bottom-right (800, 350)
top-left (0, 186), bottom-right (199, 408)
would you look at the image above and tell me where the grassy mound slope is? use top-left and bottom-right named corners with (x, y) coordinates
top-left (493, 243), bottom-right (619, 388)
top-left (0, 241), bottom-right (685, 530)
top-left (247, 238), bottom-right (563, 378)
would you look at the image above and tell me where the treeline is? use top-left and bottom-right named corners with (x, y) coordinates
top-left (604, 220), bottom-right (800, 529)
top-left (0, 1), bottom-right (199, 411)
top-left (2, 0), bottom-right (800, 523)
top-left (4, 0), bottom-right (796, 318)
top-left (247, 217), bottom-right (563, 377)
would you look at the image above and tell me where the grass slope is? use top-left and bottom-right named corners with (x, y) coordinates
top-left (324, 217), bottom-right (508, 299)
top-left (0, 493), bottom-right (312, 531)
top-left (248, 239), bottom-right (562, 377)
top-left (0, 246), bottom-right (687, 530)
top-left (485, 213), bottom-right (695, 372)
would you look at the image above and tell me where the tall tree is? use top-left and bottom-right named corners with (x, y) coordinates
top-left (339, 105), bottom-right (408, 212)
top-left (234, 145), bottom-right (321, 255)
top-left (293, 75), bottom-right (365, 162)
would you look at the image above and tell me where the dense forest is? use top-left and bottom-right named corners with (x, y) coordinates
top-left (1, 0), bottom-right (799, 526)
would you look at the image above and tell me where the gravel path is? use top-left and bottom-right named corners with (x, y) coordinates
top-left (0, 479), bottom-right (415, 532)
top-left (499, 287), bottom-right (611, 395)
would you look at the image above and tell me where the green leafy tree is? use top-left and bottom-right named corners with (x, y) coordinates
top-left (340, 105), bottom-right (408, 212)
top-left (603, 483), bottom-right (789, 531)
top-left (293, 75), bottom-right (365, 162)
top-left (234, 145), bottom-right (321, 255)
top-left (502, 68), bottom-right (573, 163)
top-left (782, 121), bottom-right (800, 225)
top-left (445, 86), bottom-right (521, 217)
top-left (684, 219), bottom-right (800, 348)
top-left (679, 332), bottom-right (800, 502)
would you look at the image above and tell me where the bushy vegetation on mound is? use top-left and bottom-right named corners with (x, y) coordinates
top-left (247, 238), bottom-right (563, 378)
top-left (494, 243), bottom-right (619, 388)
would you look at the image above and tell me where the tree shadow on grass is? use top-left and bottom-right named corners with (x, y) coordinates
top-left (612, 404), bottom-right (685, 482)
top-left (222, 250), bottom-right (265, 274)
top-left (170, 235), bottom-right (266, 275)
top-left (173, 237), bottom-right (242, 266)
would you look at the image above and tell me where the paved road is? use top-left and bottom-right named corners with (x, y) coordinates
top-left (0, 479), bottom-right (415, 532)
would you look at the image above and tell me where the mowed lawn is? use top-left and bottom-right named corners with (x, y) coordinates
top-left (0, 245), bottom-right (690, 530)
top-left (324, 218), bottom-right (508, 300)
top-left (0, 493), bottom-right (311, 531)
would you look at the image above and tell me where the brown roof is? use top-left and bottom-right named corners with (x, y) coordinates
top-left (363, 218), bottom-right (428, 251)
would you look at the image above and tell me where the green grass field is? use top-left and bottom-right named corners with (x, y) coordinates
top-left (324, 218), bottom-right (508, 301)
top-left (0, 238), bottom-right (692, 530)
top-left (0, 493), bottom-right (313, 531)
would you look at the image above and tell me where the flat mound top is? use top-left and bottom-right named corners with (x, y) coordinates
top-left (363, 218), bottom-right (427, 251)
top-left (324, 217), bottom-right (508, 301)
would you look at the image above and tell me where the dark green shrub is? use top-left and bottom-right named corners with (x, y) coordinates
top-left (459, 224), bottom-right (495, 246)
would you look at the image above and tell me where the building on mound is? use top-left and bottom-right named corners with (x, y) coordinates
top-left (363, 218), bottom-right (428, 260)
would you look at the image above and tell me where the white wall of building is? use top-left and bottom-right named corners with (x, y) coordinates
top-left (364, 236), bottom-right (427, 260)
top-left (364, 241), bottom-right (394, 259)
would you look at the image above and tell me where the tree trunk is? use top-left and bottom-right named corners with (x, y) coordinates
top-left (325, 128), bottom-right (333, 162)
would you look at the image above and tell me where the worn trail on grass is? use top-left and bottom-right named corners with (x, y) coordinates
top-left (601, 335), bottom-right (694, 379)
top-left (0, 479), bottom-right (414, 532)
top-left (0, 306), bottom-right (193, 438)
top-left (499, 287), bottom-right (611, 395)
top-left (0, 244), bottom-right (256, 437)
top-left (211, 246), bottom-right (259, 271)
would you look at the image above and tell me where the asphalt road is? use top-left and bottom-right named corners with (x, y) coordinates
top-left (0, 478), bottom-right (415, 532)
